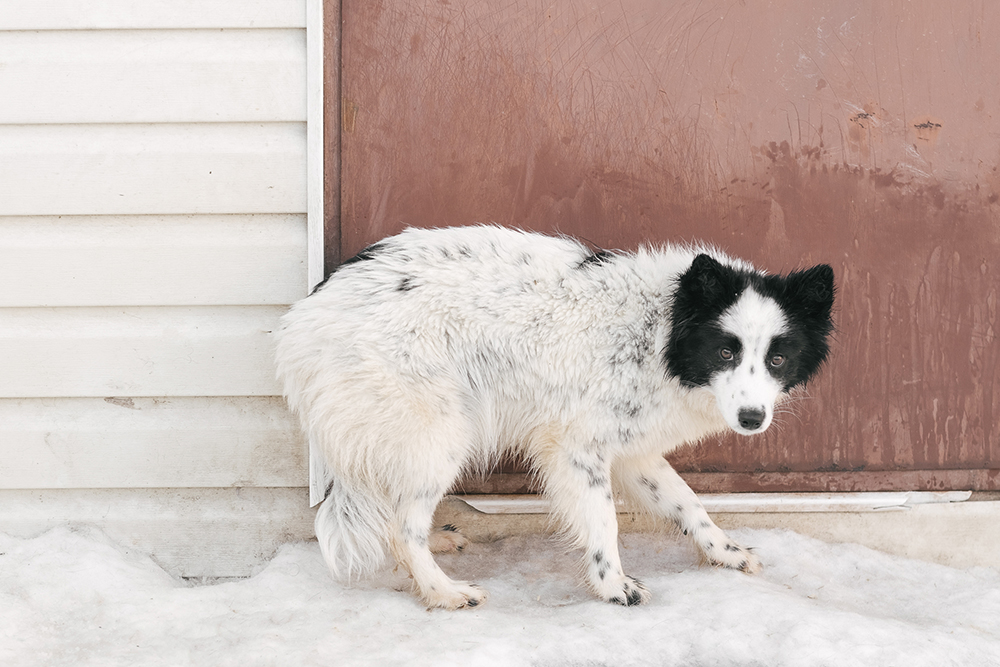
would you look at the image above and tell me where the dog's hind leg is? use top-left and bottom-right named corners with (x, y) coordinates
top-left (383, 423), bottom-right (486, 610)
top-left (615, 453), bottom-right (762, 574)
top-left (537, 443), bottom-right (651, 606)
top-left (428, 524), bottom-right (469, 554)
top-left (388, 488), bottom-right (486, 610)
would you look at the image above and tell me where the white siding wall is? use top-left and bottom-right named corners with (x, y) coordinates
top-left (0, 0), bottom-right (315, 577)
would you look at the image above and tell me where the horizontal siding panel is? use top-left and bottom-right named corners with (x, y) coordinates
top-left (0, 123), bottom-right (306, 216)
top-left (0, 30), bottom-right (305, 124)
top-left (0, 306), bottom-right (285, 397)
top-left (0, 397), bottom-right (305, 489)
top-left (0, 1), bottom-right (305, 30)
top-left (0, 487), bottom-right (314, 578)
top-left (0, 215), bottom-right (308, 307)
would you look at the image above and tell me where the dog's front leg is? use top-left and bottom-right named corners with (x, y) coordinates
top-left (616, 453), bottom-right (762, 574)
top-left (541, 447), bottom-right (651, 606)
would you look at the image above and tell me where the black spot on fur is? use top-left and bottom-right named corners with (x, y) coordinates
top-left (639, 476), bottom-right (659, 494)
top-left (440, 524), bottom-right (459, 533)
top-left (398, 276), bottom-right (414, 292)
top-left (578, 248), bottom-right (615, 269)
top-left (624, 580), bottom-right (646, 606)
top-left (591, 473), bottom-right (610, 488)
top-left (592, 550), bottom-right (611, 582)
top-left (340, 241), bottom-right (386, 267)
top-left (639, 476), bottom-right (660, 503)
top-left (310, 241), bottom-right (388, 294)
top-left (572, 458), bottom-right (609, 488)
top-left (725, 543), bottom-right (740, 552)
top-left (613, 402), bottom-right (643, 419)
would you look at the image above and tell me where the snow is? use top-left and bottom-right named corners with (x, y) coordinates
top-left (2, 526), bottom-right (1000, 666)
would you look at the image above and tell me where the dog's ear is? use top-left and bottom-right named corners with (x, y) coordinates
top-left (786, 264), bottom-right (835, 321)
top-left (681, 254), bottom-right (740, 306)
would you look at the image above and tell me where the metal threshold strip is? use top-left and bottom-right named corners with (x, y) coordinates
top-left (452, 491), bottom-right (973, 515)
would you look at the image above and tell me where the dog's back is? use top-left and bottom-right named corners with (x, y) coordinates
top-left (278, 225), bottom-right (712, 470)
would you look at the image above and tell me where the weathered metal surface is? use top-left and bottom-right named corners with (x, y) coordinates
top-left (322, 1), bottom-right (342, 275)
top-left (453, 469), bottom-right (1000, 494)
top-left (339, 0), bottom-right (1000, 489)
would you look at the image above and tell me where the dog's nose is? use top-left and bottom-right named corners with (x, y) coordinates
top-left (737, 407), bottom-right (766, 431)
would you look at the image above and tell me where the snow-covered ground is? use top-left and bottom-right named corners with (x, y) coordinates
top-left (2, 525), bottom-right (999, 666)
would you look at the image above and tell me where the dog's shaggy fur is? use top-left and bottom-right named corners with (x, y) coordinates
top-left (275, 225), bottom-right (835, 609)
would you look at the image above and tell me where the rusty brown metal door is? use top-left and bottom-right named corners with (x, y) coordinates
top-left (329, 0), bottom-right (1000, 492)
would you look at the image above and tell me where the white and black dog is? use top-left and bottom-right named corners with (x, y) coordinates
top-left (275, 225), bottom-right (834, 609)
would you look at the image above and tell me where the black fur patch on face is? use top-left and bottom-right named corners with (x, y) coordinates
top-left (665, 254), bottom-right (835, 390)
top-left (665, 254), bottom-right (751, 387)
top-left (754, 264), bottom-right (836, 390)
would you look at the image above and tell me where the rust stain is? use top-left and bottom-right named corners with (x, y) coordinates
top-left (342, 99), bottom-right (358, 134)
top-left (845, 104), bottom-right (885, 162)
top-left (851, 111), bottom-right (875, 127)
top-left (912, 115), bottom-right (944, 144)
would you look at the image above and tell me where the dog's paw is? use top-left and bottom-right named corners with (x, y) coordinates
top-left (598, 574), bottom-right (651, 606)
top-left (705, 540), bottom-right (762, 574)
top-left (422, 581), bottom-right (488, 610)
top-left (428, 524), bottom-right (469, 554)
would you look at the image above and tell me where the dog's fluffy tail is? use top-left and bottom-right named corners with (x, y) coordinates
top-left (314, 476), bottom-right (391, 580)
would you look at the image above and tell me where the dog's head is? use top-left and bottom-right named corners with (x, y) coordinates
top-left (666, 253), bottom-right (835, 435)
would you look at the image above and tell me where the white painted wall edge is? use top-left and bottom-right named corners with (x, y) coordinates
top-left (305, 0), bottom-right (327, 508)
top-left (454, 491), bottom-right (974, 515)
top-left (305, 0), bottom-right (324, 292)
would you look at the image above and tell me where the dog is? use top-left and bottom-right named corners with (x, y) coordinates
top-left (275, 225), bottom-right (835, 609)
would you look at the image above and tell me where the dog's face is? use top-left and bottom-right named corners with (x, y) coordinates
top-left (666, 254), bottom-right (835, 436)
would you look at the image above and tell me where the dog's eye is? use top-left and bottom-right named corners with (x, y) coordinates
top-left (720, 348), bottom-right (734, 361)
top-left (769, 354), bottom-right (786, 368)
